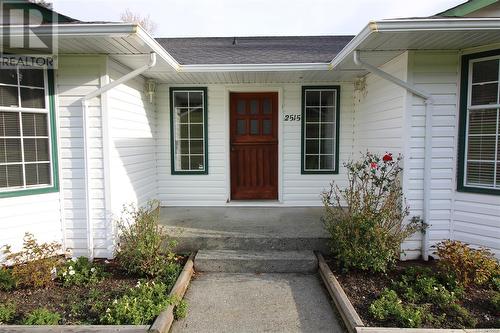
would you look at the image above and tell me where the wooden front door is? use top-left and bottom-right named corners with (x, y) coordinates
top-left (230, 92), bottom-right (278, 200)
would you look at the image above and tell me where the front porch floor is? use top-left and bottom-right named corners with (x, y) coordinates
top-left (159, 207), bottom-right (329, 252)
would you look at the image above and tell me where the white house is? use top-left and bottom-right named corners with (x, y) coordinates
top-left (0, 0), bottom-right (499, 259)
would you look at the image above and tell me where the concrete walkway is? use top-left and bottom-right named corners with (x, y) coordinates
top-left (171, 272), bottom-right (345, 333)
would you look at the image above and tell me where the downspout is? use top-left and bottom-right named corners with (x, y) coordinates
top-left (81, 52), bottom-right (157, 259)
top-left (353, 50), bottom-right (433, 260)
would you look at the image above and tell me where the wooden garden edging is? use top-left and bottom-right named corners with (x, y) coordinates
top-left (317, 253), bottom-right (500, 333)
top-left (0, 253), bottom-right (195, 333)
top-left (149, 252), bottom-right (195, 333)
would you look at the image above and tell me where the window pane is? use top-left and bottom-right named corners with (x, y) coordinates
top-left (321, 91), bottom-right (335, 106)
top-left (472, 59), bottom-right (499, 83)
top-left (320, 139), bottom-right (334, 154)
top-left (0, 111), bottom-right (20, 136)
top-left (189, 91), bottom-right (203, 108)
top-left (305, 155), bottom-right (319, 169)
top-left (263, 98), bottom-right (271, 114)
top-left (190, 155), bottom-right (204, 170)
top-left (19, 68), bottom-right (44, 87)
top-left (237, 100), bottom-right (246, 114)
top-left (7, 164), bottom-right (23, 187)
top-left (173, 92), bottom-right (188, 107)
top-left (466, 161), bottom-right (494, 186)
top-left (305, 107), bottom-right (320, 122)
top-left (176, 140), bottom-right (189, 154)
top-left (320, 107), bottom-right (335, 122)
top-left (22, 113), bottom-right (48, 136)
top-left (250, 99), bottom-right (258, 114)
top-left (305, 91), bottom-right (320, 106)
top-left (321, 123), bottom-right (335, 138)
top-left (305, 139), bottom-right (319, 154)
top-left (190, 140), bottom-right (203, 154)
top-left (467, 136), bottom-right (496, 160)
top-left (237, 119), bottom-right (246, 135)
top-left (190, 124), bottom-right (203, 139)
top-left (23, 138), bottom-right (36, 162)
top-left (20, 87), bottom-right (45, 108)
top-left (0, 165), bottom-right (6, 187)
top-left (0, 86), bottom-right (19, 107)
top-left (468, 109), bottom-right (497, 135)
top-left (471, 83), bottom-right (498, 105)
top-left (175, 108), bottom-right (189, 123)
top-left (250, 119), bottom-right (259, 135)
top-left (37, 138), bottom-right (49, 161)
top-left (176, 155), bottom-right (189, 170)
top-left (190, 108), bottom-right (203, 123)
top-left (263, 119), bottom-right (272, 135)
top-left (306, 123), bottom-right (319, 138)
top-left (0, 69), bottom-right (18, 85)
top-left (1, 138), bottom-right (22, 162)
top-left (320, 155), bottom-right (334, 169)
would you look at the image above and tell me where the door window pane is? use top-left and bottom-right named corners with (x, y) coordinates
top-left (263, 98), bottom-right (271, 114)
top-left (250, 119), bottom-right (259, 135)
top-left (263, 119), bottom-right (272, 135)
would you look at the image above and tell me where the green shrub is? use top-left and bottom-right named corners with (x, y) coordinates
top-left (174, 298), bottom-right (188, 320)
top-left (58, 257), bottom-right (105, 287)
top-left (446, 303), bottom-right (477, 328)
top-left (322, 152), bottom-right (422, 272)
top-left (115, 201), bottom-right (180, 281)
top-left (23, 308), bottom-right (61, 325)
top-left (100, 281), bottom-right (174, 325)
top-left (0, 302), bottom-right (16, 324)
top-left (491, 292), bottom-right (500, 313)
top-left (0, 267), bottom-right (16, 291)
top-left (3, 233), bottom-right (63, 288)
top-left (435, 240), bottom-right (500, 287)
top-left (369, 289), bottom-right (424, 328)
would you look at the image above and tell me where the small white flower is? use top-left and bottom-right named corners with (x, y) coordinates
top-left (136, 281), bottom-right (141, 287)
top-left (90, 267), bottom-right (96, 273)
top-left (62, 272), bottom-right (67, 277)
top-left (68, 266), bottom-right (73, 270)
top-left (106, 308), bottom-right (111, 313)
top-left (69, 270), bottom-right (75, 276)
top-left (113, 299), bottom-right (118, 304)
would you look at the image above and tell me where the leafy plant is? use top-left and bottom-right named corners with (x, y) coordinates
top-left (322, 152), bottom-right (422, 272)
top-left (491, 292), bottom-right (500, 313)
top-left (369, 289), bottom-right (424, 328)
top-left (58, 257), bottom-right (105, 287)
top-left (23, 308), bottom-right (61, 325)
top-left (100, 281), bottom-right (174, 325)
top-left (0, 302), bottom-right (16, 324)
top-left (434, 240), bottom-right (500, 287)
top-left (115, 201), bottom-right (181, 281)
top-left (446, 303), bottom-right (478, 328)
top-left (3, 233), bottom-right (63, 288)
top-left (0, 267), bottom-right (16, 291)
top-left (173, 296), bottom-right (188, 319)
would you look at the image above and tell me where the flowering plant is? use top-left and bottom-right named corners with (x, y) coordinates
top-left (322, 151), bottom-right (423, 272)
top-left (58, 257), bottom-right (105, 287)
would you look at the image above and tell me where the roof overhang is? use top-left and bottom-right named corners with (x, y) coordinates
top-left (331, 18), bottom-right (500, 71)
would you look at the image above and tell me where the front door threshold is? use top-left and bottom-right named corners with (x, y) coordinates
top-left (225, 200), bottom-right (282, 207)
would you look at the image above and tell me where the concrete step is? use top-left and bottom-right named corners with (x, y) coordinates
top-left (169, 234), bottom-right (329, 253)
top-left (194, 250), bottom-right (318, 273)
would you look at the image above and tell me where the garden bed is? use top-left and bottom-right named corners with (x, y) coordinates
top-left (322, 255), bottom-right (499, 330)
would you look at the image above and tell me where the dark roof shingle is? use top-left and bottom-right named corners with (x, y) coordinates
top-left (155, 35), bottom-right (354, 65)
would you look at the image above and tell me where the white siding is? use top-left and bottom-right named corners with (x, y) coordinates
top-left (107, 59), bottom-right (157, 214)
top-left (407, 50), bottom-right (500, 258)
top-left (57, 55), bottom-right (109, 258)
top-left (157, 83), bottom-right (355, 206)
top-left (0, 193), bottom-right (62, 258)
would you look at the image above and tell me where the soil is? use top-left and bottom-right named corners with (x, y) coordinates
top-left (324, 257), bottom-right (500, 329)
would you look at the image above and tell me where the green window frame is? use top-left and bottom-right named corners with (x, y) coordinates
top-left (169, 87), bottom-right (208, 175)
top-left (301, 85), bottom-right (340, 174)
top-left (0, 68), bottom-right (59, 198)
top-left (458, 49), bottom-right (500, 195)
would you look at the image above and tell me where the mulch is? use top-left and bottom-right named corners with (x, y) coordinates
top-left (324, 257), bottom-right (500, 329)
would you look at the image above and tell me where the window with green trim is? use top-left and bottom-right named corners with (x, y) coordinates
top-left (169, 87), bottom-right (208, 174)
top-left (459, 50), bottom-right (500, 194)
top-left (301, 86), bottom-right (340, 174)
top-left (0, 67), bottom-right (57, 194)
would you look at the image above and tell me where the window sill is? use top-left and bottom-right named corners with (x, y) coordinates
top-left (0, 185), bottom-right (58, 199)
top-left (457, 185), bottom-right (500, 196)
top-left (301, 170), bottom-right (339, 175)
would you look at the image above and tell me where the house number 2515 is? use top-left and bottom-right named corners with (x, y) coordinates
top-left (283, 114), bottom-right (301, 121)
